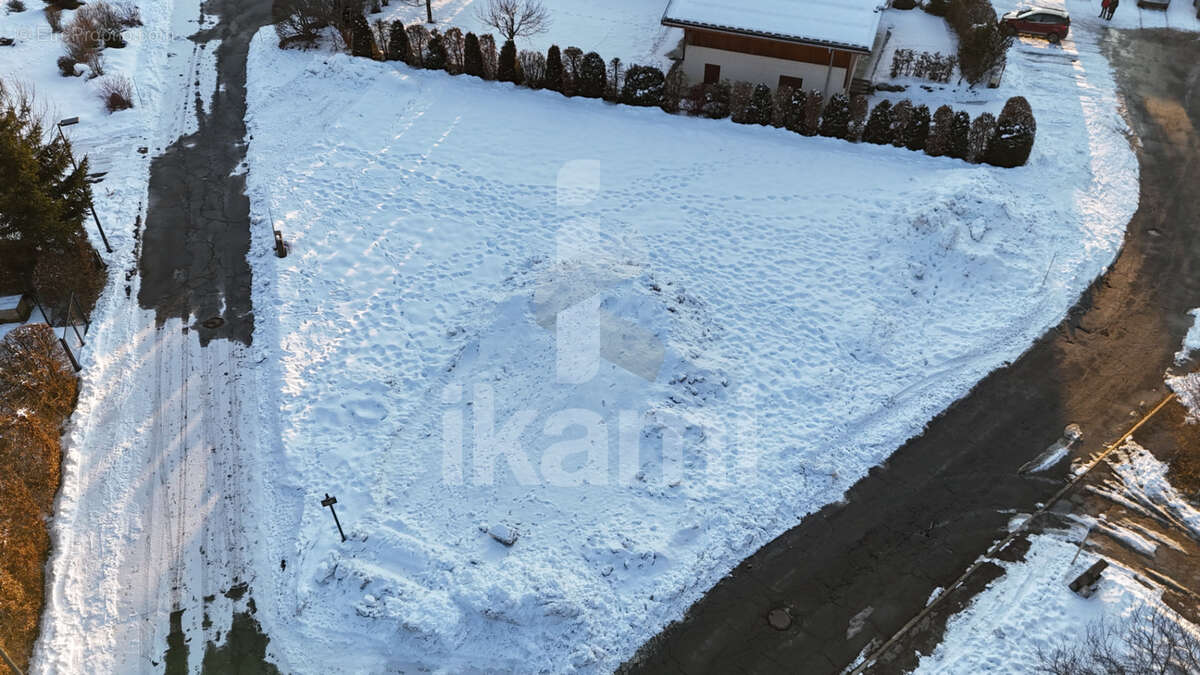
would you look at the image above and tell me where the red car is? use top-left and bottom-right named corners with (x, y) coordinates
top-left (999, 7), bottom-right (1071, 43)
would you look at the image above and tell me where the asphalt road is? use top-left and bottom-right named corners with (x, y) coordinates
top-left (622, 29), bottom-right (1200, 675)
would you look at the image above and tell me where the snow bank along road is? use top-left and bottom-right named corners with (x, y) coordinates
top-left (34, 0), bottom-right (279, 672)
top-left (625, 28), bottom-right (1200, 675)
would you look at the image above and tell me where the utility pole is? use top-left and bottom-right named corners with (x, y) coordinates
top-left (321, 493), bottom-right (347, 542)
top-left (57, 117), bottom-right (113, 254)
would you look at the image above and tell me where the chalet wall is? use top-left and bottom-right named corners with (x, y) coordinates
top-left (685, 29), bottom-right (856, 68)
top-left (681, 44), bottom-right (852, 99)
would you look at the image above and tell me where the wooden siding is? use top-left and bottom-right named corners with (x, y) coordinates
top-left (685, 28), bottom-right (854, 69)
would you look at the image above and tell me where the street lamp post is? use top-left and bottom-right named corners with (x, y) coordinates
top-left (57, 117), bottom-right (113, 254)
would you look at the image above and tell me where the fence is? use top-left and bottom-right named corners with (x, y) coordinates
top-left (28, 290), bottom-right (91, 372)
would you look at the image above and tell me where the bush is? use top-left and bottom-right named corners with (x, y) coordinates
top-left (443, 27), bottom-right (465, 73)
top-left (746, 84), bottom-right (772, 125)
top-left (56, 55), bottom-right (77, 77)
top-left (98, 73), bottom-right (134, 112)
top-left (967, 111), bottom-right (996, 163)
top-left (925, 104), bottom-right (954, 157)
top-left (700, 80), bottom-right (730, 119)
top-left (272, 0), bottom-right (342, 47)
top-left (888, 99), bottom-right (912, 147)
top-left (728, 81), bottom-right (753, 123)
top-left (44, 4), bottom-right (62, 31)
top-left (425, 29), bottom-right (448, 70)
top-left (661, 67), bottom-right (687, 113)
top-left (77, 1), bottom-right (127, 48)
top-left (819, 92), bottom-right (851, 138)
top-left (801, 89), bottom-right (823, 136)
top-left (863, 99), bottom-right (892, 145)
top-left (950, 110), bottom-right (971, 159)
top-left (62, 10), bottom-right (101, 64)
top-left (479, 34), bottom-right (498, 80)
top-left (519, 49), bottom-right (545, 88)
top-left (904, 104), bottom-right (930, 151)
top-left (463, 32), bottom-right (483, 76)
top-left (577, 51), bottom-right (606, 98)
top-left (30, 236), bottom-right (107, 319)
top-left (544, 44), bottom-right (563, 92)
top-left (848, 94), bottom-right (869, 141)
top-left (346, 10), bottom-right (377, 58)
top-left (605, 57), bottom-right (622, 101)
top-left (925, 0), bottom-right (950, 16)
top-left (986, 96), bottom-right (1036, 167)
top-left (387, 21), bottom-right (409, 62)
top-left (1037, 607), bottom-right (1200, 675)
top-left (783, 87), bottom-right (806, 132)
top-left (562, 46), bottom-right (582, 94)
top-left (497, 38), bottom-right (518, 82)
top-left (6, 0), bottom-right (25, 12)
top-left (770, 85), bottom-right (792, 128)
top-left (959, 23), bottom-right (1011, 85)
top-left (620, 64), bottom-right (665, 107)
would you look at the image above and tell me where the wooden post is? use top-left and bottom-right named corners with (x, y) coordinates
top-left (321, 493), bottom-right (346, 542)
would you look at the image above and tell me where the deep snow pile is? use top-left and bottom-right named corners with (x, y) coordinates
top-left (1175, 308), bottom-right (1200, 365)
top-left (242, 5), bottom-right (1137, 666)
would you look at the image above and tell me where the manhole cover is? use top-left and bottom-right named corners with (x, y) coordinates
top-left (202, 316), bottom-right (225, 329)
top-left (767, 608), bottom-right (792, 631)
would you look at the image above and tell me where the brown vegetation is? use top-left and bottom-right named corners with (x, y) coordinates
top-left (0, 324), bottom-right (78, 671)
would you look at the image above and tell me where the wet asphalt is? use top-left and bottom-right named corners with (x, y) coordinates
top-left (622, 29), bottom-right (1200, 675)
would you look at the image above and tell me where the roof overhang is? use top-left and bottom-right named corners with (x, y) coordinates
top-left (661, 16), bottom-right (875, 54)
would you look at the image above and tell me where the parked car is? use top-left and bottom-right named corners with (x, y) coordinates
top-left (999, 7), bottom-right (1070, 43)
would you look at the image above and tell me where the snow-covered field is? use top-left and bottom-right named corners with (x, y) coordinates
top-left (240, 4), bottom-right (1139, 670)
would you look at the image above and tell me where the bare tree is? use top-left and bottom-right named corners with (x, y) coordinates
top-left (475, 0), bottom-right (549, 42)
top-left (1038, 606), bottom-right (1200, 674)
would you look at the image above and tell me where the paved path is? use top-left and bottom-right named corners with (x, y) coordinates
top-left (623, 28), bottom-right (1200, 675)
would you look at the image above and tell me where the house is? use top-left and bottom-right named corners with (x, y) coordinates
top-left (661, 0), bottom-right (884, 99)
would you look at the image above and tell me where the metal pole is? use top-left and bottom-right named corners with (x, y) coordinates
top-left (57, 122), bottom-right (113, 254)
top-left (321, 493), bottom-right (347, 542)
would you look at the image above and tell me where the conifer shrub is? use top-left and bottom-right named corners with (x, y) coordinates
top-left (819, 92), bottom-right (850, 139)
top-left (985, 96), bottom-right (1036, 167)
top-left (620, 64), bottom-right (665, 107)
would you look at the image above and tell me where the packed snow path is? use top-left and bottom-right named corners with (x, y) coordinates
top-left (34, 0), bottom-right (278, 672)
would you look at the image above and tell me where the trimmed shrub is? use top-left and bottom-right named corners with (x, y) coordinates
top-left (479, 34), bottom-right (498, 80)
top-left (728, 81), bottom-right (753, 123)
top-left (577, 51), bottom-right (606, 98)
top-left (819, 92), bottom-right (851, 139)
top-left (800, 89), bottom-right (823, 136)
top-left (700, 80), bottom-right (730, 119)
top-left (848, 94), bottom-right (869, 141)
top-left (497, 38), bottom-right (518, 82)
top-left (463, 32), bottom-right (483, 76)
top-left (925, 104), bottom-right (954, 157)
top-left (967, 112), bottom-right (996, 163)
top-left (770, 85), bottom-right (792, 128)
top-left (388, 21), bottom-right (409, 62)
top-left (562, 46), bottom-right (582, 95)
top-left (349, 11), bottom-right (378, 58)
top-left (926, 0), bottom-right (950, 16)
top-left (620, 64), bottom-right (665, 107)
top-left (443, 27), bottom-right (465, 73)
top-left (784, 87), bottom-right (807, 133)
top-left (746, 84), bottom-right (772, 125)
top-left (862, 99), bottom-right (892, 145)
top-left (7, 0), bottom-right (26, 12)
top-left (950, 110), bottom-right (971, 159)
top-left (904, 104), bottom-right (930, 151)
top-left (888, 99), bottom-right (912, 147)
top-left (544, 44), bottom-right (564, 93)
top-left (986, 96), bottom-right (1036, 167)
top-left (605, 57), bottom-right (623, 101)
top-left (661, 67), bottom-right (687, 113)
top-left (425, 30), bottom-right (448, 71)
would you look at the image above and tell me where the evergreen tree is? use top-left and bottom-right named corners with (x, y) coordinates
top-left (660, 67), bottom-right (687, 113)
top-left (544, 44), bottom-right (564, 93)
top-left (862, 99), bottom-right (892, 145)
top-left (801, 89), bottom-right (823, 136)
top-left (950, 110), bottom-right (971, 159)
top-left (425, 31), bottom-right (447, 71)
top-left (904, 104), bottom-right (931, 151)
top-left (348, 11), bottom-right (377, 59)
top-left (0, 88), bottom-right (93, 245)
top-left (387, 21), bottom-right (409, 62)
top-left (985, 96), bottom-right (1036, 167)
top-left (848, 94), bottom-right (869, 141)
top-left (925, 104), bottom-right (954, 157)
top-left (746, 84), bottom-right (772, 125)
top-left (967, 112), bottom-right (996, 163)
top-left (463, 32), bottom-right (483, 77)
top-left (819, 92), bottom-right (851, 138)
top-left (888, 100), bottom-right (912, 147)
top-left (497, 39), bottom-right (518, 82)
top-left (577, 51), bottom-right (607, 98)
top-left (729, 81), bottom-right (754, 124)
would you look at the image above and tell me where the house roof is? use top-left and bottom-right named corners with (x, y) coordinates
top-left (662, 0), bottom-right (884, 53)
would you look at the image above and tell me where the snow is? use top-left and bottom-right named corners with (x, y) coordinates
top-left (912, 525), bottom-right (1177, 673)
top-left (1063, 0), bottom-right (1200, 30)
top-left (381, 0), bottom-right (681, 67)
top-left (663, 0), bottom-right (884, 52)
top-left (873, 7), bottom-right (959, 83)
top-left (240, 2), bottom-right (1137, 668)
top-left (1168, 372), bottom-right (1200, 422)
top-left (1175, 308), bottom-right (1200, 365)
top-left (916, 439), bottom-right (1200, 673)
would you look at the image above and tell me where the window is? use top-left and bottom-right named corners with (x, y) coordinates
top-left (778, 75), bottom-right (804, 90)
top-left (704, 63), bottom-right (721, 84)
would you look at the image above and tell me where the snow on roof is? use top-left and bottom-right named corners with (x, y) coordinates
top-left (662, 0), bottom-right (885, 52)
